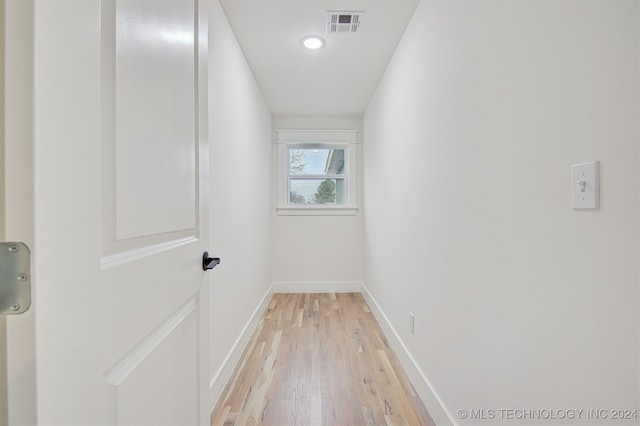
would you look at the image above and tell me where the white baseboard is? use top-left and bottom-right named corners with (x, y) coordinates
top-left (272, 280), bottom-right (363, 293)
top-left (361, 283), bottom-right (455, 426)
top-left (208, 283), bottom-right (273, 413)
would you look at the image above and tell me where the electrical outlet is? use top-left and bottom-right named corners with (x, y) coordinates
top-left (409, 312), bottom-right (415, 334)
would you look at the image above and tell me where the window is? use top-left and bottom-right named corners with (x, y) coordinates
top-left (288, 147), bottom-right (346, 205)
top-left (277, 130), bottom-right (358, 215)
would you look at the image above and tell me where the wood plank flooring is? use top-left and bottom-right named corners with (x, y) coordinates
top-left (210, 293), bottom-right (435, 426)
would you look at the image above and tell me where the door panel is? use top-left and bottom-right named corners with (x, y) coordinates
top-left (104, 299), bottom-right (198, 425)
top-left (113, 0), bottom-right (197, 240)
top-left (101, 0), bottom-right (200, 258)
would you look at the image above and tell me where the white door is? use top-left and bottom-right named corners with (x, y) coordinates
top-left (6, 0), bottom-right (211, 424)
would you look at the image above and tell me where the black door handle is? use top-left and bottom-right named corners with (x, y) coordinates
top-left (202, 252), bottom-right (221, 271)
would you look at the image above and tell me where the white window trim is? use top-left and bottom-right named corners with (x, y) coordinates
top-left (276, 129), bottom-right (358, 216)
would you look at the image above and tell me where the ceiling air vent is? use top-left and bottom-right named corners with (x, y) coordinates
top-left (327, 11), bottom-right (364, 34)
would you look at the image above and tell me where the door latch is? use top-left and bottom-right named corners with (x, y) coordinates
top-left (0, 242), bottom-right (31, 315)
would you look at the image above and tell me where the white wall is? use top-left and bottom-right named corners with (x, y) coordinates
top-left (272, 116), bottom-right (363, 292)
top-left (363, 1), bottom-right (639, 424)
top-left (208, 0), bottom-right (273, 408)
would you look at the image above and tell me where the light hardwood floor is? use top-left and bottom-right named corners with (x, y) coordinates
top-left (210, 293), bottom-right (435, 426)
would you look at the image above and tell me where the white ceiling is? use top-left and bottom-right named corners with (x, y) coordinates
top-left (219, 0), bottom-right (419, 116)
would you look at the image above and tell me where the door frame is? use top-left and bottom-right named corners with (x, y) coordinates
top-left (0, 0), bottom-right (7, 423)
top-left (3, 0), bottom-right (37, 423)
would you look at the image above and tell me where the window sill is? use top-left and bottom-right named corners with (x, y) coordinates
top-left (276, 206), bottom-right (358, 216)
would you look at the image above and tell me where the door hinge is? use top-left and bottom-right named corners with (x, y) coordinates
top-left (0, 242), bottom-right (31, 315)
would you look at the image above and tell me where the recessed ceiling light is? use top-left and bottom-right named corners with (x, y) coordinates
top-left (300, 35), bottom-right (325, 50)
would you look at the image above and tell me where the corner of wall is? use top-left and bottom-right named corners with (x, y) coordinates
top-left (272, 281), bottom-right (363, 293)
top-left (208, 283), bottom-right (274, 414)
top-left (361, 282), bottom-right (455, 426)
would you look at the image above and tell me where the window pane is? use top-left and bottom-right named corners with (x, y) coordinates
top-left (288, 148), bottom-right (345, 175)
top-left (290, 178), bottom-right (345, 205)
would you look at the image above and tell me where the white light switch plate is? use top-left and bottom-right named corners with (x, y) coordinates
top-left (571, 161), bottom-right (599, 209)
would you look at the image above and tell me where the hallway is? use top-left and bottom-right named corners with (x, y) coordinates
top-left (210, 293), bottom-right (434, 426)
top-left (2, 0), bottom-right (638, 424)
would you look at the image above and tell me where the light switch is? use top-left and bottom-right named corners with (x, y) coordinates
top-left (571, 161), bottom-right (599, 209)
